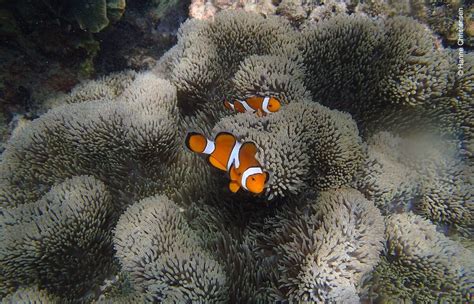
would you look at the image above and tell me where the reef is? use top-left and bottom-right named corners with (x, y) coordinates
top-left (0, 176), bottom-right (115, 301)
top-left (0, 9), bottom-right (472, 303)
top-left (194, 0), bottom-right (474, 48)
top-left (0, 286), bottom-right (60, 303)
top-left (214, 102), bottom-right (363, 199)
top-left (245, 188), bottom-right (385, 302)
top-left (114, 195), bottom-right (228, 302)
top-left (0, 71), bottom-right (179, 210)
top-left (355, 131), bottom-right (473, 236)
top-left (364, 213), bottom-right (473, 303)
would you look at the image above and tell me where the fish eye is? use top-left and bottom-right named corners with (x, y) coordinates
top-left (251, 177), bottom-right (255, 181)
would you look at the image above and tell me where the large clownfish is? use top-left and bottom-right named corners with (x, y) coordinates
top-left (185, 132), bottom-right (269, 194)
top-left (224, 96), bottom-right (281, 117)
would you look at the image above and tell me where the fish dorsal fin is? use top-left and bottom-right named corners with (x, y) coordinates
top-left (213, 132), bottom-right (237, 171)
top-left (229, 181), bottom-right (240, 193)
top-left (246, 96), bottom-right (262, 110)
top-left (207, 155), bottom-right (227, 171)
top-left (240, 141), bottom-right (258, 159)
top-left (215, 132), bottom-right (236, 148)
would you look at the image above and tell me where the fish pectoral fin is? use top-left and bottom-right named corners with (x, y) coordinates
top-left (256, 109), bottom-right (264, 117)
top-left (229, 165), bottom-right (237, 181)
top-left (229, 181), bottom-right (240, 193)
top-left (207, 155), bottom-right (227, 171)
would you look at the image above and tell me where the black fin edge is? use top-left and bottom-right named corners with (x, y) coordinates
top-left (215, 131), bottom-right (235, 140)
top-left (185, 132), bottom-right (201, 151)
top-left (264, 171), bottom-right (270, 184)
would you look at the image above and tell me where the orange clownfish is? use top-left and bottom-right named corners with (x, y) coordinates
top-left (224, 96), bottom-right (281, 117)
top-left (185, 132), bottom-right (269, 194)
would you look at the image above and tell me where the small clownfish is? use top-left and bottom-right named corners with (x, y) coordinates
top-left (224, 96), bottom-right (281, 117)
top-left (185, 132), bottom-right (269, 194)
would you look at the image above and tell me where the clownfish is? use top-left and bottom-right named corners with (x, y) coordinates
top-left (185, 132), bottom-right (269, 194)
top-left (224, 96), bottom-right (281, 117)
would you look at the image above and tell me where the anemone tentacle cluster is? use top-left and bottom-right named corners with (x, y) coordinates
top-left (114, 195), bottom-right (228, 302)
top-left (0, 9), bottom-right (472, 303)
top-left (365, 213), bottom-right (474, 302)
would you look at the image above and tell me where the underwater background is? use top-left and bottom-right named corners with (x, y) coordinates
top-left (0, 0), bottom-right (473, 303)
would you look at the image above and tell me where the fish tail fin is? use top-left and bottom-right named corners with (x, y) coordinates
top-left (185, 132), bottom-right (211, 154)
top-left (223, 100), bottom-right (234, 111)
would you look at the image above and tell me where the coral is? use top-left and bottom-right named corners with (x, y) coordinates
top-left (168, 10), bottom-right (299, 113)
top-left (355, 132), bottom-right (420, 213)
top-left (0, 1), bottom-right (99, 137)
top-left (170, 10), bottom-right (461, 136)
top-left (232, 55), bottom-right (312, 104)
top-left (275, 0), bottom-right (307, 24)
top-left (71, 0), bottom-right (112, 33)
top-left (300, 14), bottom-right (451, 133)
top-left (0, 176), bottom-right (115, 301)
top-left (214, 102), bottom-right (364, 199)
top-left (260, 188), bottom-right (385, 302)
top-left (356, 132), bottom-right (473, 235)
top-left (114, 195), bottom-right (228, 302)
top-left (365, 213), bottom-right (474, 302)
top-left (189, 0), bottom-right (277, 20)
top-left (0, 113), bottom-right (7, 155)
top-left (304, 0), bottom-right (350, 25)
top-left (161, 10), bottom-right (464, 139)
top-left (188, 0), bottom-right (350, 26)
top-left (447, 51), bottom-right (474, 159)
top-left (95, 272), bottom-right (146, 303)
top-left (191, 0), bottom-right (470, 49)
top-left (61, 70), bottom-right (138, 105)
top-left (198, 188), bottom-right (384, 302)
top-left (1, 286), bottom-right (60, 304)
top-left (0, 9), bottom-right (471, 303)
top-left (413, 143), bottom-right (473, 236)
top-left (376, 1), bottom-right (471, 47)
top-left (0, 72), bottom-right (179, 210)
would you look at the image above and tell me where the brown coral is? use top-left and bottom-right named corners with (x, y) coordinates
top-left (365, 213), bottom-right (474, 302)
top-left (0, 176), bottom-right (114, 301)
top-left (114, 195), bottom-right (228, 302)
top-left (0, 72), bottom-right (179, 210)
top-left (299, 14), bottom-right (451, 134)
top-left (356, 131), bottom-right (473, 235)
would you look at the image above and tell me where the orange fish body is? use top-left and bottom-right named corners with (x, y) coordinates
top-left (224, 96), bottom-right (281, 117)
top-left (185, 132), bottom-right (268, 194)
